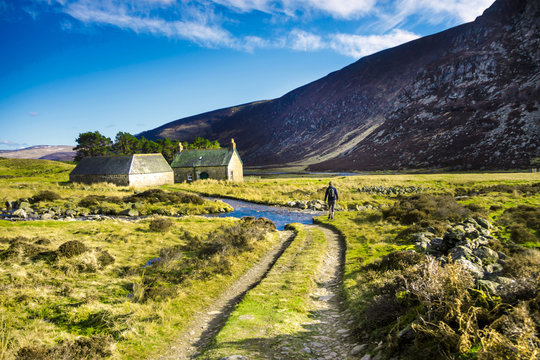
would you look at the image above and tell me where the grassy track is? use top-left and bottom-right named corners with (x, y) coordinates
top-left (200, 224), bottom-right (329, 359)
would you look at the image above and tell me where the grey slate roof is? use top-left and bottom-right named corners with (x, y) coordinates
top-left (70, 154), bottom-right (172, 175)
top-left (171, 149), bottom-right (241, 168)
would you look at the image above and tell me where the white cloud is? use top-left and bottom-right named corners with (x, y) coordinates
top-left (29, 112), bottom-right (39, 116)
top-left (63, 0), bottom-right (235, 46)
top-left (289, 29), bottom-right (323, 51)
top-left (31, 0), bottom-right (493, 57)
top-left (298, 0), bottom-right (376, 18)
top-left (376, 0), bottom-right (496, 30)
top-left (329, 29), bottom-right (420, 58)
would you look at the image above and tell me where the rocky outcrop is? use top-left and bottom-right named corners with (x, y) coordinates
top-left (413, 217), bottom-right (510, 293)
top-left (141, 0), bottom-right (539, 171)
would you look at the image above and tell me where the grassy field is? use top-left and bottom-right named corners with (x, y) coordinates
top-left (0, 217), bottom-right (280, 359)
top-left (1, 158), bottom-right (538, 359)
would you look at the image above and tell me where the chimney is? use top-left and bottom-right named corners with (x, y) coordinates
top-left (178, 142), bottom-right (183, 152)
top-left (230, 138), bottom-right (236, 150)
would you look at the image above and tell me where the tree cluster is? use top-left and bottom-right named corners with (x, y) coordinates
top-left (74, 131), bottom-right (220, 163)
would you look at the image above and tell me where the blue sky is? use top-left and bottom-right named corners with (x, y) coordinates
top-left (0, 0), bottom-right (495, 149)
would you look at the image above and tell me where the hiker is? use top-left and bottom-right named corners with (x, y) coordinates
top-left (324, 181), bottom-right (339, 219)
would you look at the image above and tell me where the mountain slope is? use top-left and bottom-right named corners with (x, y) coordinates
top-left (140, 0), bottom-right (539, 171)
top-left (0, 145), bottom-right (75, 161)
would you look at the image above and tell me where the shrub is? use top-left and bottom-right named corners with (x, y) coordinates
top-left (30, 190), bottom-right (61, 203)
top-left (57, 240), bottom-right (87, 257)
top-left (148, 217), bottom-right (174, 232)
top-left (499, 205), bottom-right (539, 243)
top-left (16, 335), bottom-right (114, 360)
top-left (383, 194), bottom-right (471, 225)
top-left (124, 189), bottom-right (204, 205)
top-left (368, 251), bottom-right (426, 272)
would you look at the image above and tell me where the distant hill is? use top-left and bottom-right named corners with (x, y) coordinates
top-left (0, 145), bottom-right (75, 162)
top-left (140, 0), bottom-right (539, 171)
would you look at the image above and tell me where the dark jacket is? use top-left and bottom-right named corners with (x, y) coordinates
top-left (324, 186), bottom-right (338, 202)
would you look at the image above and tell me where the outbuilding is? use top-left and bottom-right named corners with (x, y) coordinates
top-left (170, 139), bottom-right (243, 182)
top-left (69, 153), bottom-right (174, 187)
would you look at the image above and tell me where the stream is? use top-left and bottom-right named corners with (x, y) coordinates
top-left (206, 197), bottom-right (322, 230)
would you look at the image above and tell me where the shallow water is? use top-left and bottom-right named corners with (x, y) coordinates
top-left (206, 197), bottom-right (321, 230)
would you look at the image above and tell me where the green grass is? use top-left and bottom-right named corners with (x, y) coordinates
top-left (201, 224), bottom-right (327, 359)
top-left (0, 217), bottom-right (280, 359)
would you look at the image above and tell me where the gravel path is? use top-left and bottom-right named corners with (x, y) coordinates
top-left (154, 231), bottom-right (295, 360)
top-left (293, 225), bottom-right (357, 360)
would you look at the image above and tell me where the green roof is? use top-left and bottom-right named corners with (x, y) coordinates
top-left (71, 154), bottom-right (172, 175)
top-left (171, 148), bottom-right (241, 168)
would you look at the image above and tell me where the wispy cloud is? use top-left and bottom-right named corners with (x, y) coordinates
top-left (29, 112), bottom-right (39, 116)
top-left (0, 140), bottom-right (29, 149)
top-left (289, 29), bottom-right (323, 51)
top-left (329, 29), bottom-right (420, 58)
top-left (28, 0), bottom-right (493, 58)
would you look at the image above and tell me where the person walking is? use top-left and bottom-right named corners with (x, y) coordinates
top-left (324, 181), bottom-right (339, 219)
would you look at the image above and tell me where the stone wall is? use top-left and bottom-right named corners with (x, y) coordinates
top-left (128, 172), bottom-right (174, 187)
top-left (174, 166), bottom-right (229, 183)
top-left (70, 174), bottom-right (130, 186)
top-left (228, 152), bottom-right (244, 182)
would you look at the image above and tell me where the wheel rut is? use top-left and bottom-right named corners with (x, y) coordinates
top-left (156, 224), bottom-right (354, 360)
top-left (155, 230), bottom-right (295, 360)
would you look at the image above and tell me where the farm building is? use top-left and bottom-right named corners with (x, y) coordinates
top-left (171, 139), bottom-right (243, 182)
top-left (70, 153), bottom-right (174, 187)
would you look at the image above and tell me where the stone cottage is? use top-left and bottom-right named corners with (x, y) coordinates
top-left (170, 139), bottom-right (243, 182)
top-left (70, 153), bottom-right (174, 187)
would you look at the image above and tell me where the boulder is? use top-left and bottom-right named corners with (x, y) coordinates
top-left (350, 344), bottom-right (368, 356)
top-left (120, 208), bottom-right (139, 217)
top-left (65, 209), bottom-right (76, 218)
top-left (475, 217), bottom-right (492, 230)
top-left (450, 245), bottom-right (474, 262)
top-left (41, 213), bottom-right (53, 220)
top-left (484, 263), bottom-right (503, 274)
top-left (477, 280), bottom-right (500, 295)
top-left (455, 259), bottom-right (484, 278)
top-left (17, 201), bottom-right (31, 210)
top-left (473, 246), bottom-right (499, 265)
top-left (12, 209), bottom-right (27, 218)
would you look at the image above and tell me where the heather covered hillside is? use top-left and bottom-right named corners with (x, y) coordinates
top-left (141, 0), bottom-right (539, 171)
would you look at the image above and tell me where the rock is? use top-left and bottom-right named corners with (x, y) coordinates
top-left (494, 276), bottom-right (516, 287)
top-left (65, 209), bottom-right (76, 218)
top-left (474, 246), bottom-right (499, 264)
top-left (428, 237), bottom-right (444, 252)
top-left (120, 208), bottom-right (139, 217)
top-left (477, 280), bottom-right (500, 295)
top-left (414, 241), bottom-right (429, 252)
top-left (455, 259), bottom-right (484, 278)
top-left (450, 245), bottom-right (474, 262)
top-left (360, 355), bottom-right (371, 360)
top-left (372, 353), bottom-right (383, 360)
top-left (5, 201), bottom-right (12, 210)
top-left (12, 209), bottom-right (27, 218)
top-left (475, 217), bottom-right (492, 230)
top-left (17, 201), bottom-right (31, 210)
top-left (485, 263), bottom-right (503, 274)
top-left (350, 344), bottom-right (367, 356)
top-left (219, 356), bottom-right (247, 360)
top-left (41, 213), bottom-right (53, 220)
